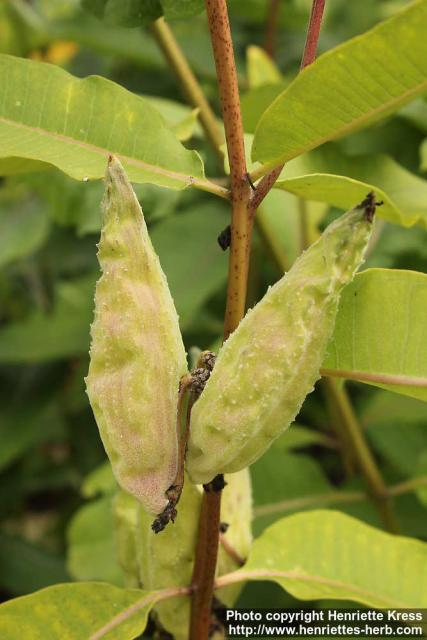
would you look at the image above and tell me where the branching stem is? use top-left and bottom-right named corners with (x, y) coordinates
top-left (248, 0), bottom-right (327, 204)
top-left (190, 2), bottom-right (252, 638)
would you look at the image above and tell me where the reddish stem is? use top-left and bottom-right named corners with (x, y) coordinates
top-left (301, 0), bottom-right (326, 69)
top-left (249, 0), bottom-right (327, 209)
top-left (264, 0), bottom-right (281, 59)
top-left (190, 2), bottom-right (251, 638)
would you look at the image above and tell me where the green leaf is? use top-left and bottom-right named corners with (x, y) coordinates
top-left (0, 402), bottom-right (65, 471)
top-left (241, 83), bottom-right (288, 134)
top-left (67, 496), bottom-right (123, 585)
top-left (161, 0), bottom-right (204, 20)
top-left (81, 0), bottom-right (162, 26)
top-left (399, 97), bottom-right (427, 133)
top-left (252, 1), bottom-right (427, 169)
top-left (0, 54), bottom-right (206, 190)
top-left (415, 451), bottom-right (427, 505)
top-left (421, 137), bottom-right (427, 170)
top-left (144, 96), bottom-right (201, 141)
top-left (251, 451), bottom-right (332, 535)
top-left (0, 274), bottom-right (96, 363)
top-left (82, 0), bottom-right (204, 24)
top-left (226, 510), bottom-right (427, 607)
top-left (0, 195), bottom-right (50, 268)
top-left (151, 202), bottom-right (229, 329)
top-left (82, 461), bottom-right (116, 498)
top-left (322, 269), bottom-right (427, 401)
top-left (0, 531), bottom-right (69, 596)
top-left (273, 425), bottom-right (335, 451)
top-left (274, 146), bottom-right (427, 228)
top-left (367, 422), bottom-right (427, 476)
top-left (0, 582), bottom-right (162, 639)
top-left (246, 45), bottom-right (283, 89)
top-left (256, 188), bottom-right (327, 272)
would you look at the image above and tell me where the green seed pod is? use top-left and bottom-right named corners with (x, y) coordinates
top-left (138, 476), bottom-right (201, 640)
top-left (86, 156), bottom-right (187, 515)
top-left (112, 489), bottom-right (140, 588)
top-left (138, 471), bottom-right (252, 639)
top-left (187, 198), bottom-right (376, 484)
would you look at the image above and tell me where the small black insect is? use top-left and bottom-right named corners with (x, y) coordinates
top-left (217, 224), bottom-right (231, 250)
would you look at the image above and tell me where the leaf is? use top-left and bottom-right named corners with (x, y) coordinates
top-left (0, 531), bottom-right (69, 596)
top-left (362, 389), bottom-right (427, 427)
top-left (274, 146), bottom-right (427, 228)
top-left (415, 451), bottom-right (427, 505)
top-left (273, 425), bottom-right (335, 451)
top-left (399, 97), bottom-right (427, 133)
top-left (81, 0), bottom-right (162, 26)
top-left (223, 510), bottom-right (427, 607)
top-left (0, 274), bottom-right (96, 363)
top-left (161, 0), bottom-right (204, 20)
top-left (150, 202), bottom-right (229, 329)
top-left (82, 461), bottom-right (116, 498)
top-left (67, 496), bottom-right (123, 586)
top-left (322, 269), bottom-right (427, 401)
top-left (0, 582), bottom-right (163, 640)
top-left (241, 83), bottom-right (288, 134)
top-left (251, 451), bottom-right (332, 535)
top-left (252, 1), bottom-right (427, 169)
top-left (144, 96), bottom-right (201, 141)
top-left (82, 0), bottom-right (204, 24)
top-left (0, 195), bottom-right (50, 268)
top-left (246, 45), bottom-right (283, 89)
top-left (361, 390), bottom-right (427, 476)
top-left (257, 188), bottom-right (327, 272)
top-left (421, 137), bottom-right (427, 170)
top-left (0, 54), bottom-right (206, 190)
top-left (367, 422), bottom-right (427, 476)
top-left (0, 402), bottom-right (65, 471)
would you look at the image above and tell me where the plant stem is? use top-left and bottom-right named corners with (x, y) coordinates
top-left (248, 0), bottom-right (327, 209)
top-left (300, 0), bottom-right (326, 69)
top-left (388, 475), bottom-right (427, 497)
top-left (190, 2), bottom-right (252, 638)
top-left (151, 17), bottom-right (225, 166)
top-left (254, 490), bottom-right (365, 518)
top-left (204, 1), bottom-right (252, 340)
top-left (254, 475), bottom-right (427, 519)
top-left (264, 0), bottom-right (281, 59)
top-left (324, 379), bottom-right (399, 533)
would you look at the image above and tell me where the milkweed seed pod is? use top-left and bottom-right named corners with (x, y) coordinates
top-left (138, 471), bottom-right (252, 639)
top-left (86, 156), bottom-right (188, 515)
top-left (187, 197), bottom-right (376, 484)
top-left (138, 476), bottom-right (202, 640)
top-left (112, 489), bottom-right (140, 588)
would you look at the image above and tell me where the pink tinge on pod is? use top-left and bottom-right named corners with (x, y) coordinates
top-left (86, 156), bottom-right (188, 515)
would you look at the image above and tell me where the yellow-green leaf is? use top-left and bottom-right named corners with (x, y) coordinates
top-left (252, 0), bottom-right (427, 170)
top-left (0, 54), bottom-right (206, 190)
top-left (322, 269), bottom-right (427, 401)
top-left (0, 582), bottom-right (166, 640)
top-left (275, 147), bottom-right (427, 228)
top-left (219, 510), bottom-right (427, 607)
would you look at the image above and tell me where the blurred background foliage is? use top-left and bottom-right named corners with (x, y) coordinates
top-left (0, 0), bottom-right (426, 614)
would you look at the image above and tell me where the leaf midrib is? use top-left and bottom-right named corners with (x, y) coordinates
top-left (216, 568), bottom-right (411, 608)
top-left (0, 116), bottom-right (202, 186)
top-left (255, 79), bottom-right (427, 170)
